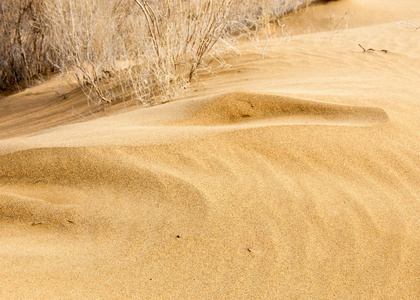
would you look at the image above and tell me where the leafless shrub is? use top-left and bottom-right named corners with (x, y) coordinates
top-left (397, 21), bottom-right (420, 31)
top-left (2, 0), bottom-right (317, 106)
top-left (42, 0), bottom-right (241, 106)
top-left (0, 0), bottom-right (54, 90)
top-left (43, 0), bottom-right (130, 106)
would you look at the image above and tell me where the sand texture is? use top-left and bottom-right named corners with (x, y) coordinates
top-left (1, 0), bottom-right (420, 298)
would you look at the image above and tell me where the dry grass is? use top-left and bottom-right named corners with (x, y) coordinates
top-left (1, 0), bottom-right (315, 106)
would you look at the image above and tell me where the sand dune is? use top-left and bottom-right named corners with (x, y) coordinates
top-left (1, 0), bottom-right (420, 299)
top-left (173, 92), bottom-right (389, 126)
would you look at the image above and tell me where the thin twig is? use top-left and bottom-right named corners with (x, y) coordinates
top-left (398, 21), bottom-right (420, 31)
top-left (358, 44), bottom-right (388, 53)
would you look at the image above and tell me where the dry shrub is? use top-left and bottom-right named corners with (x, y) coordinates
top-left (262, 0), bottom-right (313, 19)
top-left (42, 0), bottom-right (239, 106)
top-left (132, 0), bottom-right (238, 100)
top-left (0, 0), bottom-right (54, 90)
top-left (43, 0), bottom-right (133, 106)
top-left (229, 0), bottom-right (313, 31)
top-left (1, 0), bottom-right (316, 105)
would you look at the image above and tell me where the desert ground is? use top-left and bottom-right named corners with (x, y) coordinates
top-left (1, 0), bottom-right (420, 298)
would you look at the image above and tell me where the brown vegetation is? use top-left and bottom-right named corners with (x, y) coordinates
top-left (1, 0), bottom-right (313, 105)
top-left (0, 0), bottom-right (54, 90)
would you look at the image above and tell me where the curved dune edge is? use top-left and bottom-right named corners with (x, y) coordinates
top-left (0, 92), bottom-right (389, 156)
top-left (173, 92), bottom-right (389, 127)
top-left (0, 123), bottom-right (419, 298)
top-left (0, 193), bottom-right (78, 229)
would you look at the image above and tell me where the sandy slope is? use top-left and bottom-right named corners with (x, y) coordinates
top-left (1, 0), bottom-right (420, 299)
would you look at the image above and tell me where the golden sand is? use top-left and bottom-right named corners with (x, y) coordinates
top-left (1, 0), bottom-right (419, 298)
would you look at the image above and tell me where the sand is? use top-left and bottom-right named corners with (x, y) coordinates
top-left (1, 0), bottom-right (420, 298)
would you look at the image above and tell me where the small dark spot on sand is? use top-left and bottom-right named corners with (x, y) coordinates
top-left (176, 235), bottom-right (181, 238)
top-left (67, 220), bottom-right (75, 224)
top-left (31, 221), bottom-right (44, 226)
top-left (247, 248), bottom-right (252, 252)
top-left (242, 114), bottom-right (251, 118)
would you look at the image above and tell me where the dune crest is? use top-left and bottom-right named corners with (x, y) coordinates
top-left (175, 92), bottom-right (389, 127)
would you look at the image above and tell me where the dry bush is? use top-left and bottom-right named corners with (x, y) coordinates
top-left (227, 0), bottom-right (314, 59)
top-left (229, 0), bottom-right (313, 31)
top-left (43, 0), bottom-right (239, 107)
top-left (132, 0), bottom-right (239, 98)
top-left (0, 0), bottom-right (54, 90)
top-left (43, 0), bottom-right (133, 106)
top-left (2, 0), bottom-right (316, 105)
top-left (262, 0), bottom-right (313, 19)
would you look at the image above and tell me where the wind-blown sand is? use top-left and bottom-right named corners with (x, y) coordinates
top-left (1, 0), bottom-right (420, 298)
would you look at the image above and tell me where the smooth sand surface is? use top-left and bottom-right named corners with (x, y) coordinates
top-left (1, 0), bottom-right (420, 298)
